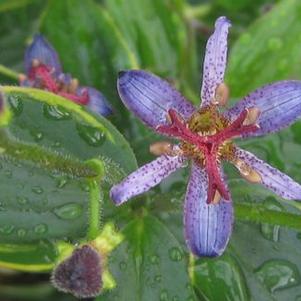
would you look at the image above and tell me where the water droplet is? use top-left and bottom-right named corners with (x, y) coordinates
top-left (43, 104), bottom-right (71, 120)
top-left (149, 254), bottom-right (160, 265)
top-left (56, 177), bottom-right (68, 188)
top-left (30, 130), bottom-right (44, 142)
top-left (53, 203), bottom-right (83, 220)
top-left (260, 198), bottom-right (283, 242)
top-left (154, 275), bottom-right (162, 283)
top-left (4, 169), bottom-right (12, 178)
top-left (267, 37), bottom-right (283, 51)
top-left (8, 95), bottom-right (23, 116)
top-left (119, 261), bottom-right (127, 271)
top-left (80, 182), bottom-right (90, 192)
top-left (34, 223), bottom-right (48, 234)
top-left (255, 259), bottom-right (301, 292)
top-left (76, 123), bottom-right (105, 147)
top-left (168, 247), bottom-right (183, 262)
top-left (17, 196), bottom-right (28, 205)
top-left (0, 225), bottom-right (14, 235)
top-left (52, 141), bottom-right (61, 148)
top-left (17, 228), bottom-right (27, 238)
top-left (160, 289), bottom-right (169, 301)
top-left (32, 186), bottom-right (43, 194)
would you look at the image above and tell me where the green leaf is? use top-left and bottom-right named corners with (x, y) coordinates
top-left (97, 215), bottom-right (194, 301)
top-left (0, 87), bottom-right (136, 251)
top-left (104, 0), bottom-right (199, 102)
top-left (227, 0), bottom-right (301, 97)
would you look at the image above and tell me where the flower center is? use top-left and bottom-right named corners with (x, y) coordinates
top-left (156, 105), bottom-right (260, 204)
top-left (22, 59), bottom-right (89, 105)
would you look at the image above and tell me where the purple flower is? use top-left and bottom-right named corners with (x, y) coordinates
top-left (19, 34), bottom-right (112, 116)
top-left (110, 17), bottom-right (301, 257)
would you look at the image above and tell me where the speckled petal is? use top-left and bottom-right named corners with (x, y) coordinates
top-left (235, 148), bottom-right (301, 200)
top-left (117, 70), bottom-right (195, 129)
top-left (184, 163), bottom-right (233, 257)
top-left (24, 34), bottom-right (62, 74)
top-left (78, 87), bottom-right (112, 116)
top-left (110, 155), bottom-right (186, 205)
top-left (225, 81), bottom-right (301, 137)
top-left (201, 16), bottom-right (231, 107)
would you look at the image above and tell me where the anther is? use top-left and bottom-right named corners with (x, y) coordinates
top-left (18, 73), bottom-right (27, 82)
top-left (69, 78), bottom-right (79, 93)
top-left (32, 59), bottom-right (40, 68)
top-left (243, 107), bottom-right (261, 126)
top-left (234, 158), bottom-right (262, 183)
top-left (150, 141), bottom-right (173, 156)
top-left (213, 83), bottom-right (229, 106)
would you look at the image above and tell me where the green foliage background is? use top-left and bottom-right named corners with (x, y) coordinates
top-left (1, 0), bottom-right (301, 300)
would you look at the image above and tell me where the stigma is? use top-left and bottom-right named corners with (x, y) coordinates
top-left (20, 59), bottom-right (89, 105)
top-left (152, 83), bottom-right (261, 204)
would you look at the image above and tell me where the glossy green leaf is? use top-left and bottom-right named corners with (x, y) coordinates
top-left (227, 0), bottom-right (301, 97)
top-left (0, 87), bottom-right (136, 259)
top-left (97, 215), bottom-right (195, 301)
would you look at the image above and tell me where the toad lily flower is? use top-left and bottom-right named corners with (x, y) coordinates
top-left (110, 17), bottom-right (301, 257)
top-left (19, 34), bottom-right (112, 116)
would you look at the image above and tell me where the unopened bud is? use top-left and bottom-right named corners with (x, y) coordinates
top-left (51, 245), bottom-right (103, 298)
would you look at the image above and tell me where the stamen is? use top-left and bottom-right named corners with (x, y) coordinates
top-left (213, 83), bottom-right (229, 106)
top-left (150, 142), bottom-right (173, 156)
top-left (234, 158), bottom-right (262, 183)
top-left (18, 73), bottom-right (27, 82)
top-left (32, 59), bottom-right (40, 68)
top-left (69, 78), bottom-right (79, 94)
top-left (243, 107), bottom-right (261, 126)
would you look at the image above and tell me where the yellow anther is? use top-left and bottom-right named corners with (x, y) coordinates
top-left (32, 59), bottom-right (40, 68)
top-left (213, 83), bottom-right (229, 106)
top-left (150, 141), bottom-right (174, 156)
top-left (243, 107), bottom-right (261, 126)
top-left (234, 158), bottom-right (262, 183)
top-left (212, 190), bottom-right (221, 204)
top-left (69, 78), bottom-right (79, 93)
top-left (18, 73), bottom-right (27, 82)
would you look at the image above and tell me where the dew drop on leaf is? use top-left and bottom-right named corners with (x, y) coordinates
top-left (53, 203), bottom-right (83, 220)
top-left (43, 104), bottom-right (71, 120)
top-left (30, 130), bottom-right (44, 142)
top-left (34, 223), bottom-right (48, 235)
top-left (255, 259), bottom-right (301, 292)
top-left (160, 289), bottom-right (169, 301)
top-left (17, 196), bottom-right (28, 205)
top-left (168, 247), bottom-right (183, 262)
top-left (32, 186), bottom-right (44, 194)
top-left (0, 225), bottom-right (14, 235)
top-left (119, 261), bottom-right (127, 271)
top-left (17, 228), bottom-right (27, 238)
top-left (149, 254), bottom-right (160, 265)
top-left (76, 123), bottom-right (106, 147)
top-left (8, 95), bottom-right (23, 116)
top-left (260, 197), bottom-right (283, 242)
top-left (154, 275), bottom-right (162, 283)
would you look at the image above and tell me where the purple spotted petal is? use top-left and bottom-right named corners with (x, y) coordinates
top-left (110, 154), bottom-right (186, 205)
top-left (201, 16), bottom-right (231, 107)
top-left (78, 87), bottom-right (112, 116)
top-left (235, 148), bottom-right (301, 200)
top-left (184, 163), bottom-right (233, 257)
top-left (117, 70), bottom-right (195, 129)
top-left (24, 34), bottom-right (62, 74)
top-left (225, 81), bottom-right (301, 137)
